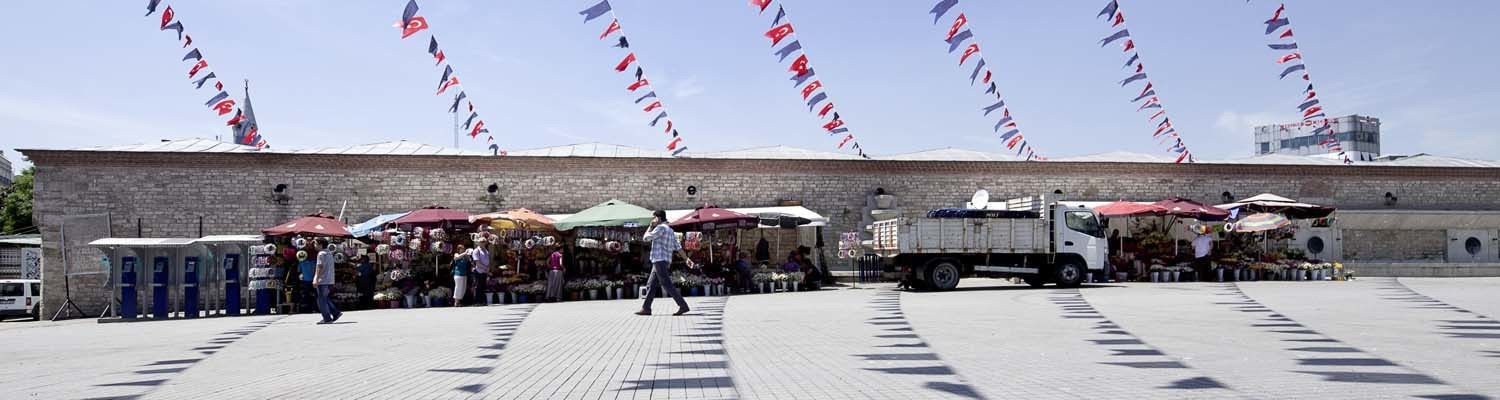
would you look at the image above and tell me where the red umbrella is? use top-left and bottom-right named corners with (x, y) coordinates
top-left (262, 212), bottom-right (353, 238)
top-left (671, 205), bottom-right (760, 231)
top-left (1093, 201), bottom-right (1167, 218)
top-left (392, 205), bottom-right (473, 228)
top-left (1151, 197), bottom-right (1231, 221)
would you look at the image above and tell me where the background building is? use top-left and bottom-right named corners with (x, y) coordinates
top-left (1254, 114), bottom-right (1381, 161)
top-left (0, 150), bottom-right (12, 188)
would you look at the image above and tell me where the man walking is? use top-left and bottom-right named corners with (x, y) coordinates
top-left (472, 240), bottom-right (492, 305)
top-left (636, 210), bottom-right (695, 316)
top-left (313, 239), bottom-right (342, 324)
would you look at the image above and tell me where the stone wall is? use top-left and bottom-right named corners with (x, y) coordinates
top-left (1342, 230), bottom-right (1447, 261)
top-left (22, 150), bottom-right (1500, 317)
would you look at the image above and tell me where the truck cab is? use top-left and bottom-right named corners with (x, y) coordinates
top-left (1054, 202), bottom-right (1108, 284)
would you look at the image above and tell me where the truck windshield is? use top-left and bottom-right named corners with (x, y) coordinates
top-left (1064, 211), bottom-right (1105, 238)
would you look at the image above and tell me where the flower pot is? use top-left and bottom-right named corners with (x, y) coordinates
top-left (389, 300), bottom-right (401, 309)
top-left (1116, 272), bottom-right (1128, 282)
top-left (1150, 271), bottom-right (1160, 282)
top-left (1170, 271), bottom-right (1179, 282)
top-left (586, 291), bottom-right (596, 301)
top-left (1085, 273), bottom-right (1094, 284)
top-left (1216, 269), bottom-right (1225, 282)
top-left (762, 283), bottom-right (771, 293)
top-left (1315, 270), bottom-right (1325, 281)
top-left (569, 292), bottom-right (579, 301)
top-left (518, 294), bottom-right (529, 304)
top-left (614, 288), bottom-right (623, 300)
top-left (405, 295), bottom-right (417, 308)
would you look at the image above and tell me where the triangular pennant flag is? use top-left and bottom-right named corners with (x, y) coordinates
top-left (635, 67), bottom-right (644, 81)
top-left (1280, 29), bottom-right (1294, 39)
top-left (187, 60), bottom-right (209, 79)
top-left (982, 70), bottom-right (992, 84)
top-left (160, 5), bottom-right (174, 29)
top-left (649, 112), bottom-right (668, 126)
top-left (191, 72), bottom-right (216, 89)
top-left (765, 23), bottom-right (796, 46)
top-left (788, 54), bottom-right (812, 77)
top-left (672, 129), bottom-right (679, 137)
top-left (1149, 110), bottom-right (1166, 120)
top-left (823, 119), bottom-right (845, 132)
top-left (1297, 98), bottom-right (1320, 112)
top-left (600, 19), bottom-right (622, 39)
top-left (960, 44), bottom-right (980, 65)
top-left (462, 112), bottom-right (478, 130)
top-left (615, 36), bottom-right (630, 48)
top-left (999, 129), bottom-right (1020, 141)
top-left (985, 82), bottom-right (997, 95)
top-left (146, 0), bottom-right (161, 16)
top-left (818, 102), bottom-right (836, 118)
top-left (163, 21), bottom-right (184, 40)
top-left (993, 116), bottom-right (1013, 132)
top-left (401, 0), bottom-right (419, 28)
top-left (615, 53), bottom-right (636, 72)
top-left (774, 40), bottom-right (803, 63)
top-left (1123, 53), bottom-right (1139, 68)
top-left (428, 36), bottom-right (440, 55)
top-left (1097, 0), bottom-right (1119, 20)
top-left (982, 100), bottom-right (1006, 116)
top-left (805, 92), bottom-right (828, 111)
top-left (1277, 53), bottom-right (1303, 64)
top-left (627, 79), bottom-right (651, 91)
top-left (438, 65), bottom-right (454, 88)
top-left (1278, 64), bottom-right (1306, 79)
top-left (773, 6), bottom-right (787, 26)
top-left (449, 92), bottom-right (467, 113)
top-left (930, 0), bottom-right (959, 24)
top-left (829, 127), bottom-right (849, 134)
top-left (1122, 39), bottom-right (1135, 52)
top-left (946, 30), bottom-right (973, 53)
top-left (750, 0), bottom-right (772, 13)
top-left (643, 101), bottom-right (663, 112)
top-left (1264, 18), bottom-right (1289, 35)
top-left (1268, 42), bottom-right (1298, 50)
top-left (1131, 90), bottom-right (1156, 102)
top-left (579, 0), bottom-right (612, 22)
top-left (968, 59), bottom-right (987, 84)
top-left (182, 35), bottom-right (192, 48)
top-left (663, 120), bottom-right (673, 134)
top-left (791, 68), bottom-right (816, 87)
top-left (946, 13), bottom-right (968, 41)
top-left (1112, 11), bottom-right (1125, 27)
top-left (1119, 73), bottom-right (1148, 86)
top-left (801, 81), bottom-right (824, 100)
top-left (182, 48), bottom-right (202, 62)
top-left (214, 81), bottom-right (223, 91)
top-left (204, 91), bottom-right (229, 106)
top-left (436, 76), bottom-right (459, 95)
top-left (1099, 29), bottom-right (1130, 47)
top-left (634, 91), bottom-right (657, 103)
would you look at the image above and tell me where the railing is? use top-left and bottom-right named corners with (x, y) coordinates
top-left (857, 254), bottom-right (883, 283)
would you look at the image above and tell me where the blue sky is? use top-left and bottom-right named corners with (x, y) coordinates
top-left (3, 1), bottom-right (1496, 170)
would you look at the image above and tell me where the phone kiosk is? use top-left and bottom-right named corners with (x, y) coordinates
top-left (88, 238), bottom-right (209, 321)
top-left (193, 235), bottom-right (262, 317)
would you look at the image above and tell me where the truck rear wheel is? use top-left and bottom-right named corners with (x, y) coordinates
top-left (1054, 262), bottom-right (1084, 288)
top-left (924, 259), bottom-right (962, 291)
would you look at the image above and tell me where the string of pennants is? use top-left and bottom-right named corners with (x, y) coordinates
top-left (395, 0), bottom-right (502, 155)
top-left (930, 0), bottom-right (1044, 161)
top-left (1095, 1), bottom-right (1194, 164)
top-left (143, 0), bottom-right (265, 148)
top-left (1263, 3), bottom-right (1350, 164)
top-left (749, 0), bottom-right (869, 159)
top-left (580, 0), bottom-right (689, 156)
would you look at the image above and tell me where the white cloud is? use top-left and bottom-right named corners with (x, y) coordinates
top-left (671, 77), bottom-right (705, 98)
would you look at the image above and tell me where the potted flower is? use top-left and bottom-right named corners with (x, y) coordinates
top-left (786, 272), bottom-right (805, 292)
top-left (1148, 265), bottom-right (1164, 282)
top-left (428, 287), bottom-right (452, 307)
top-left (613, 280), bottom-right (625, 300)
top-left (752, 272), bottom-right (774, 293)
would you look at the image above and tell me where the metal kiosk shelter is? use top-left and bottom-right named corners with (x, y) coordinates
top-left (91, 235), bottom-right (262, 320)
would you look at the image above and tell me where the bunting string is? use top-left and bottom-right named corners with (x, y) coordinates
top-left (1094, 0), bottom-right (1195, 163)
top-left (929, 0), bottom-right (1044, 161)
top-left (395, 0), bottom-right (502, 155)
top-left (580, 0), bottom-right (689, 156)
top-left (748, 0), bottom-right (869, 159)
top-left (1262, 3), bottom-right (1350, 164)
top-left (143, 0), bottom-right (266, 148)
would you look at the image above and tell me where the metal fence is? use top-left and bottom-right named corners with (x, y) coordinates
top-left (856, 254), bottom-right (883, 283)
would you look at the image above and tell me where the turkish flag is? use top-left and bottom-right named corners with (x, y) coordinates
top-left (946, 13), bottom-right (967, 41)
top-left (788, 54), bottom-right (811, 76)
top-left (1305, 90), bottom-right (1316, 100)
top-left (182, 35), bottom-right (192, 48)
top-left (188, 60), bottom-right (209, 79)
top-left (837, 134), bottom-right (854, 149)
top-left (225, 110), bottom-right (244, 126)
top-left (627, 79), bottom-right (651, 91)
top-left (160, 6), bottom-right (174, 30)
top-left (212, 100), bottom-right (236, 116)
top-left (401, 16), bottom-right (429, 39)
top-left (1303, 106), bottom-right (1323, 117)
top-left (960, 44), bottom-right (980, 65)
top-left (1270, 3), bottom-right (1285, 21)
top-left (818, 102), bottom-right (835, 118)
top-left (664, 120), bottom-right (673, 134)
top-left (436, 76), bottom-right (460, 95)
top-left (1122, 39), bottom-right (1135, 52)
top-left (471, 120), bottom-right (486, 137)
top-left (434, 50), bottom-right (445, 65)
top-left (615, 53), bottom-right (637, 72)
top-left (982, 71), bottom-right (992, 84)
top-left (1139, 82), bottom-right (1154, 98)
top-left (214, 81), bottom-right (223, 91)
top-left (667, 137), bottom-right (683, 151)
top-left (1135, 63), bottom-right (1144, 73)
top-left (600, 19), bottom-right (622, 39)
top-left (1007, 135), bottom-right (1022, 149)
top-left (823, 118), bottom-right (844, 132)
top-left (1277, 53), bottom-right (1302, 64)
top-left (749, 0), bottom-right (772, 13)
top-left (1112, 11), bottom-right (1124, 27)
top-left (800, 81), bottom-right (822, 100)
top-left (643, 101), bottom-right (663, 112)
top-left (1280, 29), bottom-right (1294, 39)
top-left (765, 23), bottom-right (795, 46)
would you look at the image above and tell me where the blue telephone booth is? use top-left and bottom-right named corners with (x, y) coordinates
top-left (120, 256), bottom-right (138, 319)
top-left (183, 257), bottom-right (200, 318)
top-left (223, 254), bottom-right (241, 316)
top-left (152, 256), bottom-right (169, 319)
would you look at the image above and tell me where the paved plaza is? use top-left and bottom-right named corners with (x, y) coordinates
top-left (3, 277), bottom-right (1498, 400)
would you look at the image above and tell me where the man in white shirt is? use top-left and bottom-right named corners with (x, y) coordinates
top-left (1192, 233), bottom-right (1213, 281)
top-left (636, 210), bottom-right (695, 316)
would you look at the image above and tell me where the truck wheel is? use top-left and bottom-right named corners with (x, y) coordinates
top-left (1023, 276), bottom-right (1046, 288)
top-left (924, 259), bottom-right (962, 291)
top-left (1054, 262), bottom-right (1084, 288)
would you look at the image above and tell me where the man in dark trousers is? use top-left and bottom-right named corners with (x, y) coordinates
top-left (636, 210), bottom-right (696, 316)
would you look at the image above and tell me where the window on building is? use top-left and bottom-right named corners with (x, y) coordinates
top-left (1259, 142), bottom-right (1271, 154)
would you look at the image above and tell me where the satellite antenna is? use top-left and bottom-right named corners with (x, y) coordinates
top-left (969, 189), bottom-right (990, 210)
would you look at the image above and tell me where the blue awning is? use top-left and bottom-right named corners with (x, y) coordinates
top-left (350, 212), bottom-right (410, 237)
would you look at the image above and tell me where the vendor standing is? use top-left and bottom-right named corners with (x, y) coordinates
top-left (1192, 233), bottom-right (1213, 280)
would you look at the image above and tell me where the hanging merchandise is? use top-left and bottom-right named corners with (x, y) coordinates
top-left (928, 0), bottom-right (1045, 161)
top-left (578, 0), bottom-right (691, 156)
top-left (1093, 0), bottom-right (1195, 163)
top-left (746, 1), bottom-right (871, 158)
top-left (142, 0), bottom-right (267, 148)
top-left (394, 0), bottom-right (500, 152)
top-left (1259, 3), bottom-right (1351, 164)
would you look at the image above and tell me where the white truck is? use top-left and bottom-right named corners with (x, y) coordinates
top-left (867, 195), bottom-right (1107, 291)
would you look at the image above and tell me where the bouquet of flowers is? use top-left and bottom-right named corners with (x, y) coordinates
top-left (428, 287), bottom-right (452, 298)
top-left (785, 272), bottom-right (806, 282)
top-left (704, 277), bottom-right (725, 287)
top-left (1317, 262), bottom-right (1333, 270)
top-left (387, 269), bottom-right (412, 282)
top-left (752, 272), bottom-right (775, 284)
top-left (380, 287), bottom-right (403, 301)
top-left (564, 280), bottom-right (586, 292)
top-left (584, 279), bottom-right (607, 291)
top-left (522, 282), bottom-right (549, 295)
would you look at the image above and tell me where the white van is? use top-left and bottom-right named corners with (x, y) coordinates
top-left (0, 279), bottom-right (41, 321)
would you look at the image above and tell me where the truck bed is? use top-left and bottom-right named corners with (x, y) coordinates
top-left (871, 217), bottom-right (1048, 255)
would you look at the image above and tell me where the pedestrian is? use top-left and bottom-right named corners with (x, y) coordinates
top-left (733, 251), bottom-right (754, 293)
top-left (1192, 232), bottom-right (1213, 281)
top-left (636, 210), bottom-right (696, 316)
top-left (296, 248), bottom-right (316, 313)
top-left (472, 240), bottom-right (492, 305)
top-left (546, 248), bottom-right (565, 302)
top-left (355, 255), bottom-right (376, 310)
top-left (313, 239), bottom-right (342, 324)
top-left (452, 245), bottom-right (470, 307)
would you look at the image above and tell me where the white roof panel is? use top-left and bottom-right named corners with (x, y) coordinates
top-left (508, 142), bottom-right (671, 158)
top-left (1050, 151), bottom-right (1171, 163)
top-left (879, 148), bottom-right (1022, 161)
top-left (193, 235), bottom-right (265, 244)
top-left (697, 146), bottom-right (860, 160)
top-left (89, 238), bottom-right (199, 247)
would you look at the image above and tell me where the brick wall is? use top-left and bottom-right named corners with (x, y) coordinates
top-left (22, 150), bottom-right (1500, 316)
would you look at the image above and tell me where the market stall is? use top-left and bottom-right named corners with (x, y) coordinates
top-left (670, 205), bottom-right (758, 293)
top-left (1211, 194), bottom-right (1343, 281)
top-left (260, 213), bottom-right (356, 314)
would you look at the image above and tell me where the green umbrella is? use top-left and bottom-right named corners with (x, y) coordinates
top-left (554, 199), bottom-right (655, 231)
